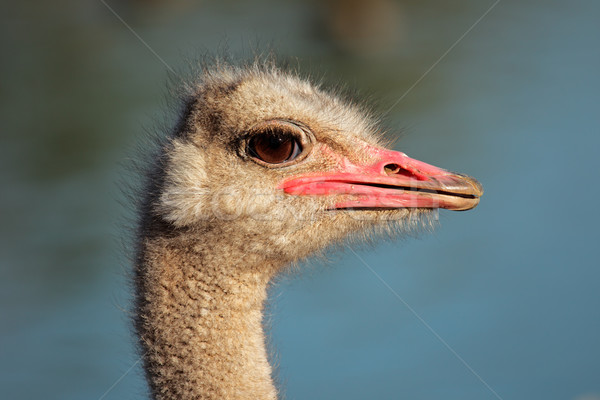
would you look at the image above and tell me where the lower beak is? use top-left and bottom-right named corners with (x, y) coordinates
top-left (279, 146), bottom-right (483, 211)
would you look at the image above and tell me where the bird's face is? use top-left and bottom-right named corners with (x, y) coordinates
top-left (157, 69), bottom-right (482, 262)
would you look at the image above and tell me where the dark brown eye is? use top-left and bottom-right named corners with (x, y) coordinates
top-left (248, 133), bottom-right (301, 164)
top-left (246, 121), bottom-right (309, 166)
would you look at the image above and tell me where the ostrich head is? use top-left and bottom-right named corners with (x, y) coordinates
top-left (135, 62), bottom-right (483, 400)
top-left (147, 63), bottom-right (482, 268)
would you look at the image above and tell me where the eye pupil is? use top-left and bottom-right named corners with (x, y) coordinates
top-left (248, 129), bottom-right (301, 164)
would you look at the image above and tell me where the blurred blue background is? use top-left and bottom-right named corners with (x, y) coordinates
top-left (1, 0), bottom-right (599, 399)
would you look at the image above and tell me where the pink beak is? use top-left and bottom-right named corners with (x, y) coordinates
top-left (279, 145), bottom-right (483, 211)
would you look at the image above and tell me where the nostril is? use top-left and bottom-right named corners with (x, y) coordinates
top-left (383, 163), bottom-right (420, 179)
top-left (383, 163), bottom-right (401, 176)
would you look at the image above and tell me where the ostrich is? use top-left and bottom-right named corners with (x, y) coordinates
top-left (134, 62), bottom-right (482, 400)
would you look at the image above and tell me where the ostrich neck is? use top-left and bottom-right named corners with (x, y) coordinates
top-left (136, 230), bottom-right (281, 400)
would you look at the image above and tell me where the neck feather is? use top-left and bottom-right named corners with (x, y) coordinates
top-left (135, 229), bottom-right (281, 400)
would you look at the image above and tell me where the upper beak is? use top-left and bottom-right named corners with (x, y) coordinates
top-left (279, 145), bottom-right (483, 211)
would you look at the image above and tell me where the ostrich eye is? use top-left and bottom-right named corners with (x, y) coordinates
top-left (248, 133), bottom-right (301, 164)
top-left (246, 121), bottom-right (310, 167)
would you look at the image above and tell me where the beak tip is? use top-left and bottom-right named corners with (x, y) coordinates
top-left (452, 173), bottom-right (484, 197)
top-left (469, 177), bottom-right (484, 198)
